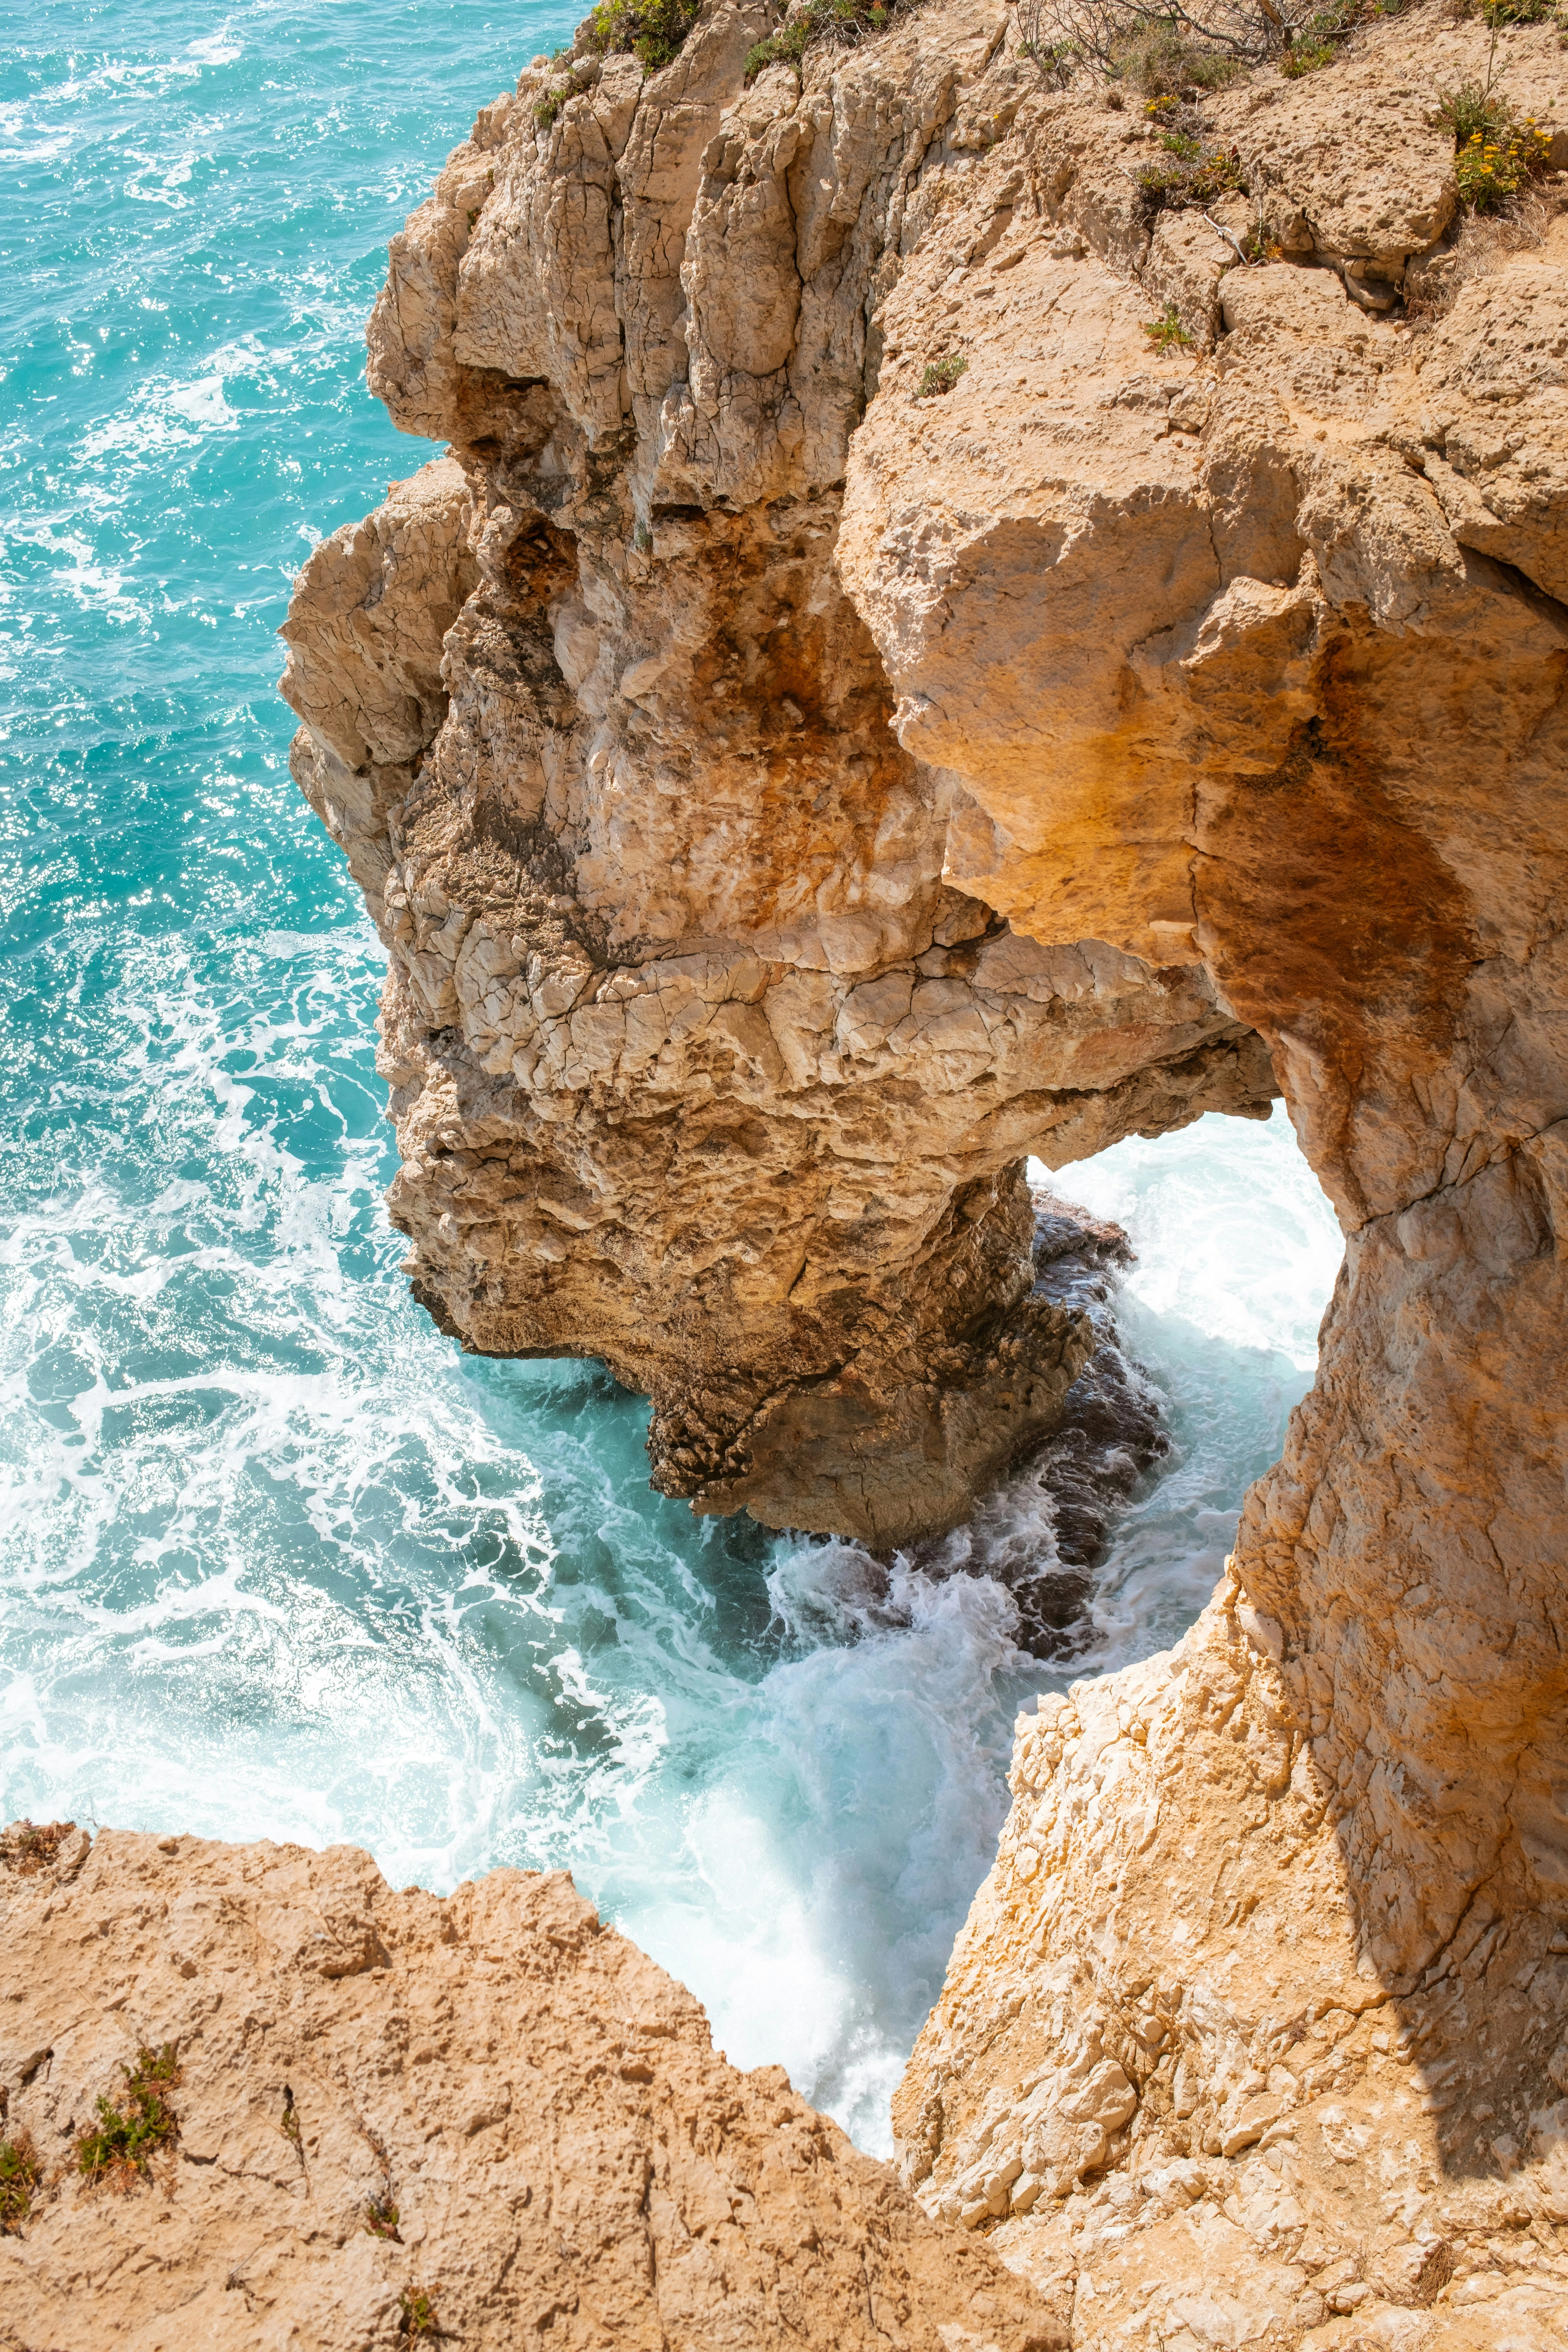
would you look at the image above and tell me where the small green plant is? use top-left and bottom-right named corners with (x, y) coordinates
top-left (400, 2285), bottom-right (442, 2339)
top-left (1274, 0), bottom-right (1364, 71)
top-left (744, 0), bottom-right (905, 82)
top-left (1280, 37), bottom-right (1335, 70)
top-left (0, 1819), bottom-right (75, 1876)
top-left (1437, 26), bottom-right (1553, 212)
top-left (535, 60), bottom-right (596, 128)
top-left (915, 353), bottom-right (968, 397)
top-left (582, 0), bottom-right (704, 70)
top-left (1454, 117), bottom-right (1552, 205)
top-left (367, 2194), bottom-right (403, 2242)
top-left (75, 2044), bottom-right (181, 2189)
top-left (1437, 75), bottom-right (1514, 146)
top-left (1105, 19), bottom-right (1241, 95)
top-left (1019, 33), bottom-right (1079, 83)
top-left (1135, 135), bottom-right (1247, 210)
top-left (1143, 301), bottom-right (1194, 349)
top-left (746, 17), bottom-right (813, 75)
top-left (1480, 0), bottom-right (1554, 22)
top-left (0, 2130), bottom-right (42, 2233)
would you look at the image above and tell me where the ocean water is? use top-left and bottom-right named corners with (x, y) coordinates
top-left (0, 0), bottom-right (1346, 2154)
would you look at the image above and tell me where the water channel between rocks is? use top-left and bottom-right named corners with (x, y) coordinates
top-left (0, 0), bottom-right (1345, 2158)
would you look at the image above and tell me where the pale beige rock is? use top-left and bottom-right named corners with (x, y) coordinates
top-left (895, 1580), bottom-right (1568, 2350)
top-left (284, 0), bottom-right (1290, 1548)
top-left (275, 4), bottom-right (1568, 2340)
top-left (0, 1825), bottom-right (1062, 2352)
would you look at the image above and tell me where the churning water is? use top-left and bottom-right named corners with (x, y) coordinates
top-left (0, 0), bottom-right (1345, 2154)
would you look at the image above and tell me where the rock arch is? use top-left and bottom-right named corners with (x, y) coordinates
top-left (282, 0), bottom-right (1568, 2321)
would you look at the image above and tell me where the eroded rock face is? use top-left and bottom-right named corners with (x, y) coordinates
top-left (282, 0), bottom-right (1283, 1551)
top-left (279, 0), bottom-right (1568, 2336)
top-left (0, 1825), bottom-right (1062, 2351)
top-left (895, 1584), bottom-right (1568, 2348)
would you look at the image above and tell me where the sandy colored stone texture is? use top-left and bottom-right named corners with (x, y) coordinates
top-left (275, 0), bottom-right (1568, 2339)
top-left (282, 0), bottom-right (1297, 1550)
top-left (895, 1579), bottom-right (1568, 2350)
top-left (0, 1824), bottom-right (1062, 2352)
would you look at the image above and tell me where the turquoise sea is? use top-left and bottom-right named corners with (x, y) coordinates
top-left (0, 0), bottom-right (1343, 2150)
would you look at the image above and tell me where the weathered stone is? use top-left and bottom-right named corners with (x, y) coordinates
top-left (274, 1), bottom-right (1568, 2339)
top-left (0, 1826), bottom-right (1062, 2350)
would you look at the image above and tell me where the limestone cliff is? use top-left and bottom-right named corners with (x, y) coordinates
top-left (281, 0), bottom-right (1287, 1549)
top-left (0, 1823), bottom-right (1060, 2350)
top-left (277, 0), bottom-right (1568, 2342)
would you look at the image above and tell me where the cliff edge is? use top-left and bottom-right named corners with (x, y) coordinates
top-left (0, 1823), bottom-right (1059, 2350)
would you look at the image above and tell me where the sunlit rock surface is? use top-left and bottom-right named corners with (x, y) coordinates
top-left (0, 1825), bottom-right (1062, 2351)
top-left (273, 0), bottom-right (1568, 2338)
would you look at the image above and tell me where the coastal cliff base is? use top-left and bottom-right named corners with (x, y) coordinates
top-left (259, 0), bottom-right (1568, 2340)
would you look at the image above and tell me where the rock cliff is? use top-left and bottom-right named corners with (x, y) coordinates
top-left (0, 1824), bottom-right (1060, 2350)
top-left (275, 0), bottom-right (1568, 2342)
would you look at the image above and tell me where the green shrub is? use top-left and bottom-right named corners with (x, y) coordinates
top-left (1143, 301), bottom-right (1194, 349)
top-left (1019, 33), bottom-right (1079, 82)
top-left (1109, 19), bottom-right (1242, 94)
top-left (1136, 134), bottom-right (1247, 209)
top-left (1436, 38), bottom-right (1553, 213)
top-left (582, 0), bottom-right (704, 71)
top-left (746, 16), bottom-right (814, 75)
top-left (915, 353), bottom-right (968, 397)
top-left (745, 0), bottom-right (905, 82)
top-left (367, 2194), bottom-right (403, 2241)
top-left (1454, 117), bottom-right (1552, 205)
top-left (75, 2044), bottom-right (181, 2188)
top-left (1273, 0), bottom-right (1364, 72)
top-left (401, 2287), bottom-right (442, 2339)
top-left (0, 2131), bottom-right (42, 2232)
top-left (1437, 74), bottom-right (1512, 144)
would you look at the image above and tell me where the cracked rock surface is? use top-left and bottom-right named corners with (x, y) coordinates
top-left (0, 1826), bottom-right (1062, 2352)
top-left (280, 0), bottom-right (1288, 1550)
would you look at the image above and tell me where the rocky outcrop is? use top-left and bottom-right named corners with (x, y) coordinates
top-left (281, 0), bottom-right (1288, 1550)
top-left (0, 1824), bottom-right (1061, 2351)
top-left (278, 0), bottom-right (1568, 2339)
top-left (895, 1581), bottom-right (1568, 2349)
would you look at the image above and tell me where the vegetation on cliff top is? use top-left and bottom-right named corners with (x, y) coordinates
top-left (0, 1818), bottom-right (75, 1875)
top-left (75, 2043), bottom-right (182, 2189)
top-left (1017, 0), bottom-right (1414, 91)
top-left (1436, 26), bottom-right (1558, 210)
top-left (744, 0), bottom-right (923, 82)
top-left (580, 0), bottom-right (703, 70)
top-left (567, 0), bottom-right (930, 84)
top-left (0, 2130), bottom-right (43, 2233)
